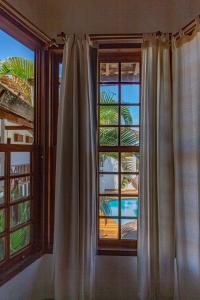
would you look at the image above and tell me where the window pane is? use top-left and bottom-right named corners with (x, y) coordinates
top-left (100, 85), bottom-right (119, 103)
top-left (121, 174), bottom-right (139, 195)
top-left (121, 197), bottom-right (138, 217)
top-left (0, 30), bottom-right (34, 144)
top-left (0, 209), bottom-right (5, 233)
top-left (99, 196), bottom-right (119, 217)
top-left (99, 218), bottom-right (118, 239)
top-left (99, 127), bottom-right (118, 146)
top-left (11, 152), bottom-right (30, 175)
top-left (121, 152), bottom-right (139, 172)
top-left (99, 174), bottom-right (119, 194)
top-left (121, 106), bottom-right (139, 125)
top-left (0, 153), bottom-right (5, 176)
top-left (100, 63), bottom-right (119, 82)
top-left (10, 176), bottom-right (31, 202)
top-left (121, 219), bottom-right (137, 239)
top-left (99, 106), bottom-right (119, 125)
top-left (99, 152), bottom-right (119, 172)
top-left (10, 200), bottom-right (31, 228)
top-left (121, 62), bottom-right (140, 82)
top-left (0, 237), bottom-right (5, 261)
top-left (0, 180), bottom-right (5, 204)
top-left (10, 225), bottom-right (30, 255)
top-left (120, 127), bottom-right (139, 146)
top-left (121, 84), bottom-right (139, 103)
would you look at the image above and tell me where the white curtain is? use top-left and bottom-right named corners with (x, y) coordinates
top-left (138, 34), bottom-right (175, 300)
top-left (173, 28), bottom-right (200, 299)
top-left (53, 35), bottom-right (97, 300)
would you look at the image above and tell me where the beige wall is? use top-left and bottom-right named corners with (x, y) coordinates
top-left (6, 0), bottom-right (200, 37)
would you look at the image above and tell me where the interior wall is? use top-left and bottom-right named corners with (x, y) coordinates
top-left (6, 0), bottom-right (200, 37)
top-left (0, 254), bottom-right (137, 300)
top-left (0, 255), bottom-right (53, 300)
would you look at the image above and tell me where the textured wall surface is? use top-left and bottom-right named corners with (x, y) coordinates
top-left (0, 254), bottom-right (137, 300)
top-left (0, 255), bottom-right (54, 300)
top-left (6, 0), bottom-right (200, 37)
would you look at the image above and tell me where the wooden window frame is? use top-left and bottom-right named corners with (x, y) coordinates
top-left (0, 5), bottom-right (49, 285)
top-left (97, 47), bottom-right (141, 256)
top-left (45, 47), bottom-right (63, 253)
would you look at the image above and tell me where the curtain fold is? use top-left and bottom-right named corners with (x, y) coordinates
top-left (138, 34), bottom-right (175, 300)
top-left (53, 35), bottom-right (97, 300)
top-left (173, 30), bottom-right (200, 299)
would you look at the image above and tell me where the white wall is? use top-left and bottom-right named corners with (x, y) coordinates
top-left (0, 254), bottom-right (53, 300)
top-left (6, 0), bottom-right (200, 37)
top-left (96, 256), bottom-right (137, 300)
top-left (0, 254), bottom-right (137, 300)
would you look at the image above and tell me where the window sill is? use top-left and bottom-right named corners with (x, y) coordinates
top-left (0, 250), bottom-right (44, 287)
top-left (97, 248), bottom-right (137, 256)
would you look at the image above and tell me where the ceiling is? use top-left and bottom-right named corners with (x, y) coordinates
top-left (6, 0), bottom-right (200, 39)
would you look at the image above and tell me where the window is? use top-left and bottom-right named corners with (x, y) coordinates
top-left (47, 48), bottom-right (63, 251)
top-left (0, 5), bottom-right (48, 283)
top-left (97, 48), bottom-right (141, 254)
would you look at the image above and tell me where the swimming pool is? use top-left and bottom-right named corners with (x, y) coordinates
top-left (107, 198), bottom-right (138, 218)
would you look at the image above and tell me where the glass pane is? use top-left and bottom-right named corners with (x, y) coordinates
top-left (121, 106), bottom-right (139, 125)
top-left (121, 84), bottom-right (139, 103)
top-left (0, 209), bottom-right (5, 233)
top-left (99, 196), bottom-right (119, 217)
top-left (99, 152), bottom-right (119, 172)
top-left (100, 85), bottom-right (119, 103)
top-left (0, 153), bottom-right (5, 176)
top-left (121, 174), bottom-right (139, 195)
top-left (99, 106), bottom-right (119, 125)
top-left (10, 201), bottom-right (31, 228)
top-left (0, 237), bottom-right (5, 261)
top-left (0, 180), bottom-right (5, 204)
top-left (121, 152), bottom-right (139, 173)
top-left (99, 174), bottom-right (119, 194)
top-left (121, 197), bottom-right (138, 217)
top-left (120, 127), bottom-right (139, 146)
top-left (99, 218), bottom-right (118, 239)
top-left (121, 219), bottom-right (137, 240)
top-left (0, 30), bottom-right (34, 144)
top-left (121, 62), bottom-right (140, 82)
top-left (10, 176), bottom-right (31, 202)
top-left (100, 63), bottom-right (118, 82)
top-left (10, 225), bottom-right (30, 255)
top-left (99, 127), bottom-right (118, 146)
top-left (11, 152), bottom-right (30, 175)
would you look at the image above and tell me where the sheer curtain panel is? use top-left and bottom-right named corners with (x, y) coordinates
top-left (53, 35), bottom-right (97, 300)
top-left (173, 27), bottom-right (200, 299)
top-left (138, 34), bottom-right (175, 300)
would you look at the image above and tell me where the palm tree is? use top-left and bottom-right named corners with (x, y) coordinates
top-left (99, 90), bottom-right (139, 146)
top-left (99, 90), bottom-right (139, 216)
top-left (0, 57), bottom-right (34, 104)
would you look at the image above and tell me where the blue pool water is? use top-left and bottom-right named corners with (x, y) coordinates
top-left (107, 198), bottom-right (138, 218)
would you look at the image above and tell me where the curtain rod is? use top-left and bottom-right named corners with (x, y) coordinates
top-left (0, 0), bottom-right (52, 44)
top-left (173, 15), bottom-right (200, 39)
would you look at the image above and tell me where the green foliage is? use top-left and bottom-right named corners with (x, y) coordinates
top-left (0, 238), bottom-right (4, 261)
top-left (0, 210), bottom-right (5, 233)
top-left (0, 57), bottom-right (34, 103)
top-left (0, 57), bottom-right (34, 81)
top-left (10, 226), bottom-right (30, 255)
top-left (99, 90), bottom-right (139, 147)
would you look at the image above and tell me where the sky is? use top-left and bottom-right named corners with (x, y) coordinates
top-left (100, 84), bottom-right (140, 125)
top-left (0, 30), bottom-right (34, 61)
